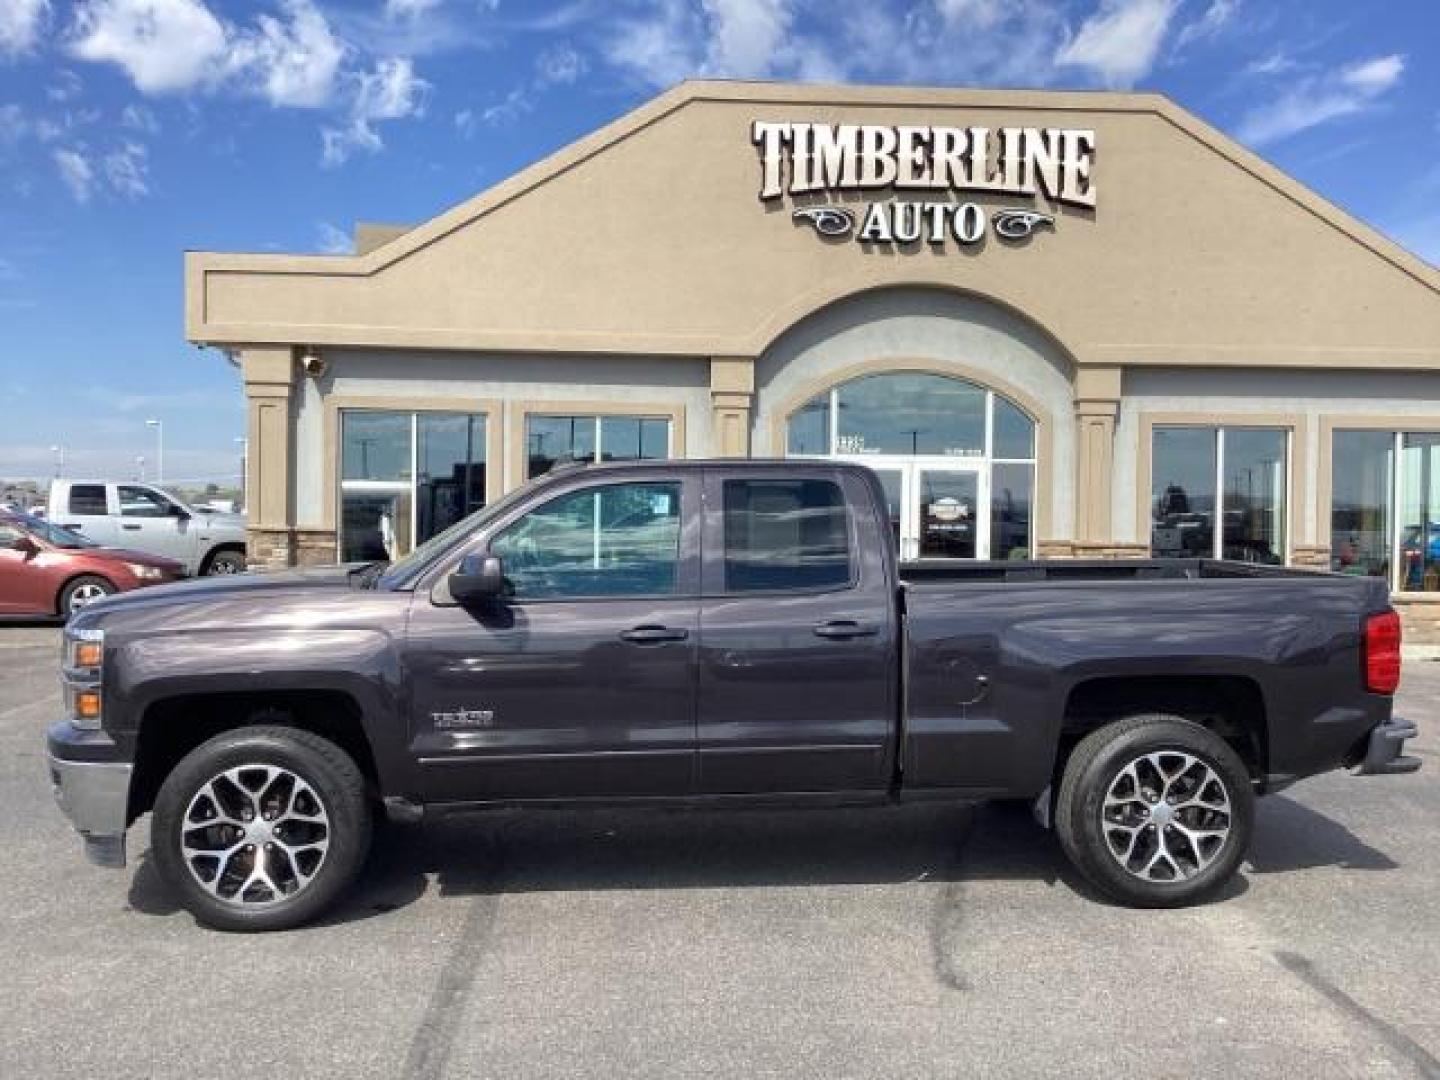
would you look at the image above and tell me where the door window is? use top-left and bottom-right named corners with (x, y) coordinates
top-left (490, 482), bottom-right (681, 599)
top-left (118, 486), bottom-right (175, 518)
top-left (721, 479), bottom-right (851, 592)
top-left (918, 471), bottom-right (978, 559)
top-left (67, 485), bottom-right (107, 515)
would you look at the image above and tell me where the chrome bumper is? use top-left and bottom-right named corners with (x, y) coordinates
top-left (47, 752), bottom-right (132, 868)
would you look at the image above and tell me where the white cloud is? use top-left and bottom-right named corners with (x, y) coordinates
top-left (47, 68), bottom-right (83, 101)
top-left (1341, 53), bottom-right (1404, 94)
top-left (320, 56), bottom-right (429, 166)
top-left (0, 0), bottom-right (48, 56)
top-left (934, 0), bottom-right (1009, 30)
top-left (1175, 0), bottom-right (1236, 49)
top-left (69, 0), bottom-right (229, 93)
top-left (102, 139), bottom-right (147, 197)
top-left (315, 221), bottom-right (351, 254)
top-left (1246, 49), bottom-right (1296, 77)
top-left (536, 42), bottom-right (585, 85)
top-left (0, 102), bottom-right (26, 141)
top-left (120, 102), bottom-right (159, 132)
top-left (384, 0), bottom-right (442, 17)
top-left (68, 0), bottom-right (346, 107)
top-left (53, 147), bottom-right (94, 202)
top-left (1055, 0), bottom-right (1179, 88)
top-left (1237, 52), bottom-right (1406, 146)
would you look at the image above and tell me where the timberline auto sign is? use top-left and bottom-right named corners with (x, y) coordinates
top-left (751, 121), bottom-right (1096, 248)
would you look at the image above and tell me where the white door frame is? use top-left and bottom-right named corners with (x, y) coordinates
top-left (833, 455), bottom-right (988, 560)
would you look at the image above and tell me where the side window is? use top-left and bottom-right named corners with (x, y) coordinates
top-left (722, 478), bottom-right (851, 592)
top-left (118, 486), bottom-right (173, 518)
top-left (68, 485), bottom-right (108, 515)
top-left (490, 482), bottom-right (682, 599)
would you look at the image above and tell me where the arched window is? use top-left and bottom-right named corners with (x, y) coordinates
top-left (785, 371), bottom-right (1037, 561)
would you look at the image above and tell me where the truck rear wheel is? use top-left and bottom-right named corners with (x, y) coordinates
top-left (1054, 714), bottom-right (1253, 908)
top-left (151, 726), bottom-right (372, 932)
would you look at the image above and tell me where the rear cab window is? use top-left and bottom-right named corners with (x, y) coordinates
top-left (67, 485), bottom-right (108, 515)
top-left (719, 477), bottom-right (853, 593)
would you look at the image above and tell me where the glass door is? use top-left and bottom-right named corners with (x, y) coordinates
top-left (916, 467), bottom-right (986, 559)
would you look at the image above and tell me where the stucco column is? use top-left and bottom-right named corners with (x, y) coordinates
top-left (240, 345), bottom-right (298, 570)
top-left (710, 356), bottom-right (755, 457)
top-left (1073, 365), bottom-right (1123, 552)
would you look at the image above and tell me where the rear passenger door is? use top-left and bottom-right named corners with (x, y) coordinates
top-left (55, 483), bottom-right (116, 545)
top-left (696, 468), bottom-right (899, 794)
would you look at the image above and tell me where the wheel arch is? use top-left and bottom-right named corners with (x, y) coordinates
top-left (199, 543), bottom-right (247, 575)
top-left (1057, 673), bottom-right (1269, 782)
top-left (54, 572), bottom-right (116, 615)
top-left (128, 689), bottom-right (383, 823)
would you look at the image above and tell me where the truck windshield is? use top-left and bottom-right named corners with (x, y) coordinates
top-left (19, 515), bottom-right (96, 549)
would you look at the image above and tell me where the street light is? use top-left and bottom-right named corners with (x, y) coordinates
top-left (136, 455), bottom-right (146, 481)
top-left (49, 444), bottom-right (66, 477)
top-left (145, 419), bottom-right (163, 485)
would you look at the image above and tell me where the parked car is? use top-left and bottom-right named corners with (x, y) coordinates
top-left (46, 460), bottom-right (1417, 931)
top-left (0, 511), bottom-right (184, 616)
top-left (47, 479), bottom-right (246, 576)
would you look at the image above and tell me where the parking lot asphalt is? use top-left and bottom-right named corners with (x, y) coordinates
top-left (1, 625), bottom-right (1437, 1080)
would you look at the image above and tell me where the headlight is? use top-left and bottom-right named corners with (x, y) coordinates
top-left (125, 563), bottom-right (165, 580)
top-left (63, 626), bottom-right (104, 730)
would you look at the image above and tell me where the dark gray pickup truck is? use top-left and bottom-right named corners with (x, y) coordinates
top-left (47, 460), bottom-right (1419, 930)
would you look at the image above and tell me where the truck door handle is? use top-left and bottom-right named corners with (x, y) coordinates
top-left (121, 524), bottom-right (142, 531)
top-left (813, 620), bottom-right (878, 640)
top-left (619, 625), bottom-right (690, 644)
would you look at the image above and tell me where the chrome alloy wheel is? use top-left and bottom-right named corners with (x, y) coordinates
top-left (1100, 751), bottom-right (1233, 883)
top-left (180, 765), bottom-right (331, 907)
top-left (67, 582), bottom-right (109, 611)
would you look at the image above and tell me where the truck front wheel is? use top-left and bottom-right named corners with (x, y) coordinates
top-left (151, 726), bottom-right (372, 931)
top-left (1054, 714), bottom-right (1254, 908)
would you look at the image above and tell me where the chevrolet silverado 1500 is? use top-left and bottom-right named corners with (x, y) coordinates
top-left (47, 460), bottom-right (1419, 930)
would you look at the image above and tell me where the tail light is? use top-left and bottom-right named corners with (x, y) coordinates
top-left (1364, 610), bottom-right (1402, 695)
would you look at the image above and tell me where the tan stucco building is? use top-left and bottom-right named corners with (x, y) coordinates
top-left (185, 81), bottom-right (1440, 634)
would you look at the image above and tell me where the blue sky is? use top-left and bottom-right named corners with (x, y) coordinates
top-left (0, 0), bottom-right (1436, 485)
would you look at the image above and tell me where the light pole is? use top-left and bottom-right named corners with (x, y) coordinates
top-left (145, 419), bottom-right (163, 485)
top-left (136, 456), bottom-right (146, 481)
top-left (49, 444), bottom-right (65, 477)
top-left (234, 437), bottom-right (248, 510)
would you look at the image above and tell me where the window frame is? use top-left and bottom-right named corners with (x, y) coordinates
top-left (1320, 417), bottom-right (1440, 595)
top-left (700, 467), bottom-right (862, 598)
top-left (331, 402), bottom-right (497, 562)
top-left (423, 469), bottom-right (703, 604)
top-left (1139, 414), bottom-right (1299, 567)
top-left (515, 403), bottom-right (682, 482)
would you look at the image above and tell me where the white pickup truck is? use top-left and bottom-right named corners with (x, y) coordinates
top-left (47, 480), bottom-right (247, 576)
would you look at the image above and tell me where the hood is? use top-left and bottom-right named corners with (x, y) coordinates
top-left (89, 546), bottom-right (185, 571)
top-left (80, 563), bottom-right (360, 615)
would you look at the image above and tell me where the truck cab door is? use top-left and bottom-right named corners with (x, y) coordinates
top-left (696, 468), bottom-right (899, 794)
top-left (115, 484), bottom-right (196, 569)
top-left (54, 483), bottom-right (117, 546)
top-left (404, 474), bottom-right (701, 802)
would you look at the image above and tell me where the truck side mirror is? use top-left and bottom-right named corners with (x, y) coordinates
top-left (448, 553), bottom-right (506, 604)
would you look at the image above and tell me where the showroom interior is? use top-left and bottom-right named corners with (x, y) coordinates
top-left (184, 80), bottom-right (1440, 635)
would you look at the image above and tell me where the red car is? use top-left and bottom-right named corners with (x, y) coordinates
top-left (0, 512), bottom-right (185, 617)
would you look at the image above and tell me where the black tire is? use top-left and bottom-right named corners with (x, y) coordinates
top-left (151, 726), bottom-right (372, 932)
top-left (58, 574), bottom-right (116, 616)
top-left (203, 548), bottom-right (246, 576)
top-left (1055, 714), bottom-right (1254, 908)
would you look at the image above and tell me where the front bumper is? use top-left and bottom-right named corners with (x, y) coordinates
top-left (46, 723), bottom-right (132, 868)
top-left (1354, 716), bottom-right (1422, 777)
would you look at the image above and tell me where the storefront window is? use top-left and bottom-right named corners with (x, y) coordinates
top-left (1401, 433), bottom-right (1440, 592)
top-left (1151, 426), bottom-right (1286, 564)
top-left (527, 414), bottom-right (671, 477)
top-left (340, 410), bottom-right (487, 563)
top-left (783, 371), bottom-right (1037, 561)
top-left (1330, 431), bottom-right (1393, 580)
top-left (1329, 429), bottom-right (1440, 592)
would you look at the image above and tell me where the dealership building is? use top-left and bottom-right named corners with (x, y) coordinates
top-left (185, 81), bottom-right (1440, 634)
